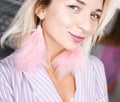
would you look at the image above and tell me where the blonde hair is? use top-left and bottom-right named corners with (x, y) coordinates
top-left (82, 0), bottom-right (117, 55)
top-left (0, 0), bottom-right (50, 48)
top-left (99, 10), bottom-right (120, 47)
top-left (0, 0), bottom-right (117, 56)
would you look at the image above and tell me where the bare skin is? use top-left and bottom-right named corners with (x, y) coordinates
top-left (46, 67), bottom-right (76, 102)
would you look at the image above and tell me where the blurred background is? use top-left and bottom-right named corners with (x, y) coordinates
top-left (0, 0), bottom-right (120, 102)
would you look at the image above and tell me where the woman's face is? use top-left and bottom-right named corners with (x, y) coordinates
top-left (39, 0), bottom-right (103, 50)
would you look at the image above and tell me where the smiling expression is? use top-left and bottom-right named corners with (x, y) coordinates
top-left (38, 0), bottom-right (103, 50)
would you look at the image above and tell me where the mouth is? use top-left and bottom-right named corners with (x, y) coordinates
top-left (68, 32), bottom-right (85, 43)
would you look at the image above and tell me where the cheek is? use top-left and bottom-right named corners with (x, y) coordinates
top-left (58, 12), bottom-right (74, 27)
top-left (91, 23), bottom-right (98, 33)
top-left (59, 9), bottom-right (77, 28)
top-left (45, 9), bottom-right (74, 29)
top-left (44, 2), bottom-right (76, 30)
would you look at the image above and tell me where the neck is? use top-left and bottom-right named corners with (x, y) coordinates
top-left (43, 31), bottom-right (64, 63)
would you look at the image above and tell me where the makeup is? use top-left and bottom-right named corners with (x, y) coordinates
top-left (69, 32), bottom-right (85, 43)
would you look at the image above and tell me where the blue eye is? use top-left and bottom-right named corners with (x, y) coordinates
top-left (68, 5), bottom-right (80, 11)
top-left (91, 13), bottom-right (101, 20)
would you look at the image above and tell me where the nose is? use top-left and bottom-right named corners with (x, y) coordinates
top-left (76, 14), bottom-right (92, 33)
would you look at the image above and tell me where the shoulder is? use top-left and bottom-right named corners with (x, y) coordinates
top-left (88, 55), bottom-right (108, 100)
top-left (0, 54), bottom-right (27, 101)
top-left (0, 54), bottom-right (15, 85)
top-left (0, 54), bottom-right (14, 72)
top-left (88, 55), bottom-right (104, 70)
top-left (87, 55), bottom-right (106, 86)
top-left (0, 54), bottom-right (15, 100)
top-left (87, 55), bottom-right (105, 81)
top-left (0, 54), bottom-right (14, 73)
top-left (0, 53), bottom-right (26, 87)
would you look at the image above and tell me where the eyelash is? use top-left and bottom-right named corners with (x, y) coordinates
top-left (68, 5), bottom-right (80, 12)
top-left (91, 13), bottom-right (101, 20)
top-left (67, 5), bottom-right (101, 21)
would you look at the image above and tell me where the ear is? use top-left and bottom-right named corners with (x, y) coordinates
top-left (35, 6), bottom-right (46, 20)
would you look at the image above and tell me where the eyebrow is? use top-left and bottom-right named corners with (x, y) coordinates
top-left (75, 0), bottom-right (103, 12)
top-left (75, 0), bottom-right (86, 5)
top-left (96, 9), bottom-right (103, 13)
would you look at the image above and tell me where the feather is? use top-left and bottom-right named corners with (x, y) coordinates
top-left (52, 47), bottom-right (85, 77)
top-left (13, 26), bottom-right (46, 72)
top-left (13, 25), bottom-right (85, 77)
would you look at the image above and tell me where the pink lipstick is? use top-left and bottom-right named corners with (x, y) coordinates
top-left (69, 32), bottom-right (85, 42)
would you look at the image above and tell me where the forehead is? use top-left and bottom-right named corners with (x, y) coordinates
top-left (51, 0), bottom-right (103, 10)
top-left (68, 0), bottom-right (103, 9)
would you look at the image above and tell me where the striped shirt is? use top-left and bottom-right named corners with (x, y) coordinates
top-left (0, 54), bottom-right (108, 102)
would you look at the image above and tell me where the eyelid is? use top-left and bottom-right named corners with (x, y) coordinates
top-left (67, 5), bottom-right (81, 12)
top-left (91, 13), bottom-right (101, 20)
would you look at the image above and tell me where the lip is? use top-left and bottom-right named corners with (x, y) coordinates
top-left (69, 32), bottom-right (85, 43)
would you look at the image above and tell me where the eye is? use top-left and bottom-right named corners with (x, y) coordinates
top-left (91, 13), bottom-right (101, 21)
top-left (68, 5), bottom-right (80, 12)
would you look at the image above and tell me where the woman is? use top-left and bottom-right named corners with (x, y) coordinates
top-left (0, 0), bottom-right (117, 102)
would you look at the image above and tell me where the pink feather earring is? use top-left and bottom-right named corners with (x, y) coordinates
top-left (52, 47), bottom-right (85, 77)
top-left (13, 25), bottom-right (47, 72)
top-left (13, 25), bottom-right (85, 77)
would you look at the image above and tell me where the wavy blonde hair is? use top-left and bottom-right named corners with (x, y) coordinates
top-left (0, 0), bottom-right (117, 55)
top-left (1, 0), bottom-right (50, 48)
